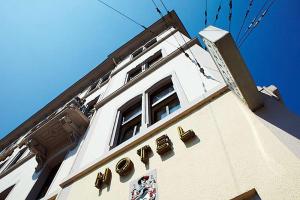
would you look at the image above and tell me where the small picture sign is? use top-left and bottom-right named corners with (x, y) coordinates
top-left (129, 170), bottom-right (158, 200)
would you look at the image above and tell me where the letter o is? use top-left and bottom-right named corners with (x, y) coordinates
top-left (115, 157), bottom-right (134, 176)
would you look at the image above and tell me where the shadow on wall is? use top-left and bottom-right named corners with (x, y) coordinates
top-left (255, 93), bottom-right (300, 157)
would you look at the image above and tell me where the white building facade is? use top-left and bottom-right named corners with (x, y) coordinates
top-left (0, 11), bottom-right (300, 200)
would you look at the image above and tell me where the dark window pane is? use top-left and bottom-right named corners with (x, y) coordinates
top-left (144, 38), bottom-right (157, 49)
top-left (36, 163), bottom-right (62, 199)
top-left (117, 100), bottom-right (142, 146)
top-left (132, 47), bottom-right (143, 58)
top-left (154, 106), bottom-right (168, 123)
top-left (122, 104), bottom-right (142, 123)
top-left (151, 84), bottom-right (174, 105)
top-left (146, 51), bottom-right (162, 68)
top-left (120, 126), bottom-right (135, 144)
top-left (169, 98), bottom-right (181, 114)
top-left (128, 66), bottom-right (143, 82)
top-left (118, 117), bottom-right (141, 145)
top-left (100, 70), bottom-right (111, 83)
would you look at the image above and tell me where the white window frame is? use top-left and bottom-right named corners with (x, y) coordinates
top-left (109, 95), bottom-right (143, 148)
top-left (109, 73), bottom-right (187, 149)
top-left (125, 50), bottom-right (163, 84)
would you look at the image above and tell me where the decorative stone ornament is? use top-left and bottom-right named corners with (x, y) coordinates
top-left (115, 157), bottom-right (134, 176)
top-left (27, 139), bottom-right (47, 172)
top-left (156, 135), bottom-right (172, 155)
top-left (95, 168), bottom-right (112, 189)
top-left (178, 126), bottom-right (196, 142)
top-left (137, 145), bottom-right (152, 164)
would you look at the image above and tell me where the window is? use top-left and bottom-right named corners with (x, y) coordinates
top-left (27, 157), bottom-right (64, 200)
top-left (144, 38), bottom-right (157, 49)
top-left (36, 162), bottom-right (62, 200)
top-left (89, 81), bottom-right (98, 92)
top-left (150, 82), bottom-right (181, 124)
top-left (126, 50), bottom-right (163, 84)
top-left (117, 102), bottom-right (142, 145)
top-left (99, 70), bottom-right (111, 84)
top-left (3, 147), bottom-right (27, 171)
top-left (126, 64), bottom-right (144, 82)
top-left (111, 75), bottom-right (185, 149)
top-left (132, 47), bottom-right (143, 58)
top-left (131, 37), bottom-right (158, 59)
top-left (145, 50), bottom-right (162, 68)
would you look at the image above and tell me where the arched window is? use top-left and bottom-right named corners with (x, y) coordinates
top-left (147, 78), bottom-right (181, 124)
top-left (111, 95), bottom-right (142, 147)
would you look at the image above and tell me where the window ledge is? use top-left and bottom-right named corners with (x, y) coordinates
top-left (59, 84), bottom-right (228, 188)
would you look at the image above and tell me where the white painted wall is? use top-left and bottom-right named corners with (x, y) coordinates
top-left (73, 30), bottom-right (224, 170)
top-left (0, 28), bottom-right (227, 199)
top-left (0, 157), bottom-right (39, 200)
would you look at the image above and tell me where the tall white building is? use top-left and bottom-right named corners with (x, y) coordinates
top-left (0, 11), bottom-right (299, 200)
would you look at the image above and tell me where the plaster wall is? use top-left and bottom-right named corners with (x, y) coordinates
top-left (114, 27), bottom-right (176, 72)
top-left (0, 157), bottom-right (39, 200)
top-left (74, 41), bottom-right (223, 169)
top-left (64, 91), bottom-right (300, 200)
top-left (45, 138), bottom-right (85, 197)
top-left (104, 31), bottom-right (195, 98)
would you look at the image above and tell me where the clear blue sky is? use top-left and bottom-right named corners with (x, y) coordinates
top-left (0, 0), bottom-right (299, 138)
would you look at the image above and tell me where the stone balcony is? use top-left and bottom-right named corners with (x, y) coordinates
top-left (24, 103), bottom-right (90, 171)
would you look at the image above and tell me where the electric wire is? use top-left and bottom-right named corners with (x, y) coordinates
top-left (152, 0), bottom-right (206, 75)
top-left (239, 0), bottom-right (277, 47)
top-left (95, 0), bottom-right (150, 30)
top-left (238, 0), bottom-right (269, 44)
top-left (236, 0), bottom-right (254, 41)
top-left (213, 0), bottom-right (223, 25)
top-left (228, 0), bottom-right (233, 32)
top-left (150, 0), bottom-right (188, 55)
top-left (205, 0), bottom-right (208, 27)
top-left (158, 0), bottom-right (169, 14)
top-left (96, 0), bottom-right (206, 80)
top-left (95, 0), bottom-right (179, 57)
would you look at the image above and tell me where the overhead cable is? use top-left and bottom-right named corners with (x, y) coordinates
top-left (228, 0), bottom-right (233, 32)
top-left (239, 0), bottom-right (277, 47)
top-left (150, 0), bottom-right (188, 55)
top-left (238, 0), bottom-right (269, 44)
top-left (96, 0), bottom-right (148, 30)
top-left (236, 0), bottom-right (254, 41)
top-left (152, 0), bottom-right (206, 75)
top-left (213, 0), bottom-right (223, 25)
top-left (205, 0), bottom-right (208, 27)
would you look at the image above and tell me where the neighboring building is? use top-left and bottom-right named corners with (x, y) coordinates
top-left (0, 11), bottom-right (300, 200)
